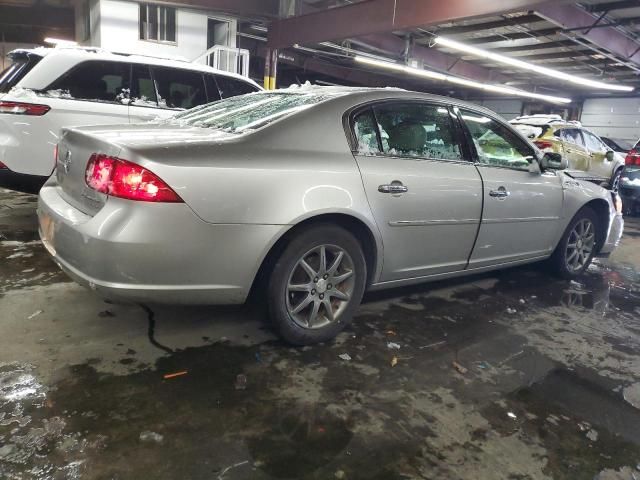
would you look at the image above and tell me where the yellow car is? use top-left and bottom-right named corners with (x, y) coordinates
top-left (510, 115), bottom-right (625, 189)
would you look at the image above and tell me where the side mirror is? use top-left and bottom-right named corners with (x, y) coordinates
top-left (540, 152), bottom-right (568, 170)
top-left (605, 150), bottom-right (615, 162)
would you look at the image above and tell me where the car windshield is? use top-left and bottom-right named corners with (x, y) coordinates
top-left (170, 91), bottom-right (343, 133)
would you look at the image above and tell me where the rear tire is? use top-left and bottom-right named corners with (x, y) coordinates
top-left (267, 224), bottom-right (366, 346)
top-left (549, 207), bottom-right (599, 279)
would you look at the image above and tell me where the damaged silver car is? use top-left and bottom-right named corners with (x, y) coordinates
top-left (38, 87), bottom-right (624, 344)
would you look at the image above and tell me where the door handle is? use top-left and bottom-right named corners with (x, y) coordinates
top-left (378, 183), bottom-right (408, 194)
top-left (489, 187), bottom-right (510, 199)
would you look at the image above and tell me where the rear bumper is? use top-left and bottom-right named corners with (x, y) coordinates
top-left (37, 183), bottom-right (288, 305)
top-left (0, 168), bottom-right (48, 194)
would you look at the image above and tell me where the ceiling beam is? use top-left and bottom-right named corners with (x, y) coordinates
top-left (164, 0), bottom-right (278, 18)
top-left (268, 0), bottom-right (566, 49)
top-left (461, 28), bottom-right (562, 45)
top-left (585, 1), bottom-right (640, 13)
top-left (536, 3), bottom-right (640, 67)
top-left (490, 40), bottom-right (578, 52)
top-left (431, 14), bottom-right (544, 36)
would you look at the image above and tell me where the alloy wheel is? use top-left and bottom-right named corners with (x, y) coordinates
top-left (565, 218), bottom-right (595, 272)
top-left (286, 245), bottom-right (355, 329)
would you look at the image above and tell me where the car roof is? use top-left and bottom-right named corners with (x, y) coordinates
top-left (8, 46), bottom-right (262, 90)
top-left (267, 84), bottom-right (506, 117)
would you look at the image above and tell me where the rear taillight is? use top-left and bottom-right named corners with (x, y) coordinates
top-left (0, 161), bottom-right (8, 169)
top-left (534, 139), bottom-right (554, 150)
top-left (85, 153), bottom-right (183, 203)
top-left (625, 149), bottom-right (640, 166)
top-left (0, 101), bottom-right (50, 116)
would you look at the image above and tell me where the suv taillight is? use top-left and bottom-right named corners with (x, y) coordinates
top-left (0, 161), bottom-right (8, 169)
top-left (0, 101), bottom-right (50, 116)
top-left (85, 153), bottom-right (183, 203)
top-left (625, 149), bottom-right (640, 166)
top-left (534, 139), bottom-right (554, 150)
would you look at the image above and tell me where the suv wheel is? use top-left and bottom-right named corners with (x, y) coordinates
top-left (268, 224), bottom-right (366, 345)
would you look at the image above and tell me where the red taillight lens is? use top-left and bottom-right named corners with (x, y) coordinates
top-left (0, 101), bottom-right (50, 116)
top-left (85, 154), bottom-right (183, 203)
top-left (534, 139), bottom-right (554, 150)
top-left (625, 149), bottom-right (640, 166)
top-left (0, 161), bottom-right (8, 169)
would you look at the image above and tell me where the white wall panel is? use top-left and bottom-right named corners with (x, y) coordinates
top-left (581, 97), bottom-right (640, 143)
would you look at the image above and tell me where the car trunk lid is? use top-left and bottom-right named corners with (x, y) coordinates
top-left (55, 128), bottom-right (121, 216)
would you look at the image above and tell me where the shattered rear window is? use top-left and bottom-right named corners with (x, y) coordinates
top-left (171, 91), bottom-right (342, 133)
top-left (0, 54), bottom-right (43, 94)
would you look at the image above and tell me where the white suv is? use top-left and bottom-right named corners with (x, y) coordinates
top-left (0, 47), bottom-right (261, 192)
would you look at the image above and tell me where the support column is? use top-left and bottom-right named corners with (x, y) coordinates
top-left (263, 48), bottom-right (278, 90)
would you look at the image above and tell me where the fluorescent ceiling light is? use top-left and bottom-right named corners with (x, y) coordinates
top-left (355, 56), bottom-right (572, 104)
top-left (44, 37), bottom-right (78, 46)
top-left (434, 36), bottom-right (634, 93)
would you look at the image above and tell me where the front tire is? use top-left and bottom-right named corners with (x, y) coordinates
top-left (268, 224), bottom-right (367, 346)
top-left (549, 207), bottom-right (599, 279)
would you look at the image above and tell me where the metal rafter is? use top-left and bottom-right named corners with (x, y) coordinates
top-left (267, 0), bottom-right (568, 49)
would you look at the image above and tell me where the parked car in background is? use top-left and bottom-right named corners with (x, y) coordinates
top-left (0, 46), bottom-right (261, 193)
top-left (621, 140), bottom-right (640, 216)
top-left (600, 136), bottom-right (633, 154)
top-left (510, 114), bottom-right (625, 189)
top-left (38, 87), bottom-right (623, 345)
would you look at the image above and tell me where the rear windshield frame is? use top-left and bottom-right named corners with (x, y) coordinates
top-left (0, 53), bottom-right (43, 94)
top-left (170, 90), bottom-right (345, 133)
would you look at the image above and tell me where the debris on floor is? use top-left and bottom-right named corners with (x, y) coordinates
top-left (338, 353), bottom-right (352, 361)
top-left (506, 307), bottom-right (517, 314)
top-left (27, 310), bottom-right (42, 319)
top-left (139, 431), bottom-right (164, 444)
top-left (623, 383), bottom-right (640, 410)
top-left (387, 342), bottom-right (401, 350)
top-left (587, 429), bottom-right (599, 442)
top-left (390, 356), bottom-right (398, 367)
top-left (452, 361), bottom-right (468, 374)
top-left (163, 371), bottom-right (188, 380)
top-left (234, 374), bottom-right (248, 390)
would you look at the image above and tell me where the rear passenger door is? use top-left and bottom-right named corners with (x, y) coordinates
top-left (352, 101), bottom-right (483, 281)
top-left (129, 66), bottom-right (209, 123)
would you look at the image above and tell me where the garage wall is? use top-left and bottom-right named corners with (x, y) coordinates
top-left (470, 99), bottom-right (523, 120)
top-left (96, 0), bottom-right (236, 64)
top-left (581, 97), bottom-right (640, 143)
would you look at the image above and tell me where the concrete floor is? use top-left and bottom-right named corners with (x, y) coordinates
top-left (1, 187), bottom-right (640, 480)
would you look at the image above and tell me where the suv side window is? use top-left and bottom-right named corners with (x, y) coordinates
top-left (583, 131), bottom-right (606, 153)
top-left (47, 60), bottom-right (130, 103)
top-left (460, 109), bottom-right (535, 170)
top-left (215, 75), bottom-right (259, 99)
top-left (204, 75), bottom-right (222, 103)
top-left (130, 64), bottom-right (157, 107)
top-left (152, 67), bottom-right (207, 109)
top-left (372, 102), bottom-right (463, 161)
top-left (562, 128), bottom-right (586, 148)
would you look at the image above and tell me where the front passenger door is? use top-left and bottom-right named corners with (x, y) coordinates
top-left (352, 102), bottom-right (483, 281)
top-left (459, 109), bottom-right (564, 269)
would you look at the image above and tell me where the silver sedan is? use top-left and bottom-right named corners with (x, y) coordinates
top-left (38, 87), bottom-right (624, 345)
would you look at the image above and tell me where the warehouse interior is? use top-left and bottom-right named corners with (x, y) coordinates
top-left (1, 1), bottom-right (640, 479)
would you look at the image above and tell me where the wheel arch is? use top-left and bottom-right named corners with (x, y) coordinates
top-left (582, 199), bottom-right (610, 254)
top-left (249, 212), bottom-right (382, 299)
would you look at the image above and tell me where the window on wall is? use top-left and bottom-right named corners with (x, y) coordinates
top-left (139, 4), bottom-right (176, 43)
